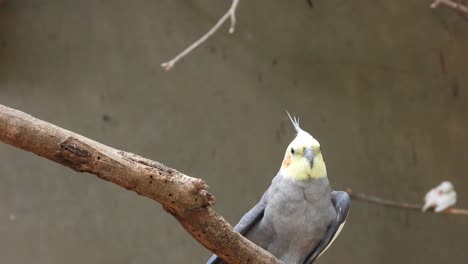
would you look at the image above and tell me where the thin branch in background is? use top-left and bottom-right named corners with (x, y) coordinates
top-left (161, 0), bottom-right (240, 71)
top-left (346, 188), bottom-right (468, 216)
top-left (431, 0), bottom-right (468, 14)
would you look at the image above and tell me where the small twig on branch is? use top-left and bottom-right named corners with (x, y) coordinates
top-left (161, 0), bottom-right (240, 71)
top-left (346, 188), bottom-right (468, 216)
top-left (0, 103), bottom-right (283, 264)
top-left (431, 0), bottom-right (468, 14)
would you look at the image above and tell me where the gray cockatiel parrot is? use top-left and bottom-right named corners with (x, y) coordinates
top-left (207, 114), bottom-right (350, 264)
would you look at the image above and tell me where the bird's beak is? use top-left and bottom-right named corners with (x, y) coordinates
top-left (304, 147), bottom-right (315, 167)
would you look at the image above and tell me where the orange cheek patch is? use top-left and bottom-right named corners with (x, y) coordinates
top-left (282, 154), bottom-right (291, 168)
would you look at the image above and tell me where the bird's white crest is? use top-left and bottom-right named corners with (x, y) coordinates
top-left (422, 181), bottom-right (457, 212)
top-left (286, 110), bottom-right (301, 133)
top-left (285, 110), bottom-right (320, 149)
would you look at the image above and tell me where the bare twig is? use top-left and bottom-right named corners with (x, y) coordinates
top-left (161, 0), bottom-right (240, 71)
top-left (431, 0), bottom-right (468, 14)
top-left (346, 188), bottom-right (468, 216)
top-left (0, 103), bottom-right (283, 264)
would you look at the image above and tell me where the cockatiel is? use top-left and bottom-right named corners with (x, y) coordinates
top-left (422, 181), bottom-right (457, 213)
top-left (207, 113), bottom-right (350, 264)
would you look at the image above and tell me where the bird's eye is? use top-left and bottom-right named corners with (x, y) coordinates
top-left (291, 148), bottom-right (295, 154)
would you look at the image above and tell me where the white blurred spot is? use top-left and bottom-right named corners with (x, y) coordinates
top-left (9, 213), bottom-right (16, 221)
top-left (422, 181), bottom-right (457, 212)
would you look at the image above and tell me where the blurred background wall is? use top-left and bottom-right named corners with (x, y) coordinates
top-left (1, 0), bottom-right (468, 263)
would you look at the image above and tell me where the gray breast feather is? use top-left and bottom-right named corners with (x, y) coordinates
top-left (206, 179), bottom-right (350, 264)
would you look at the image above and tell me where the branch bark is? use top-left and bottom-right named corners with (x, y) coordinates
top-left (0, 103), bottom-right (283, 264)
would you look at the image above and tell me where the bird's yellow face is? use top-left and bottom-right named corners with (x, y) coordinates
top-left (280, 117), bottom-right (327, 181)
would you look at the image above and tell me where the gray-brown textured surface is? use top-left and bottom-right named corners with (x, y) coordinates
top-left (0, 1), bottom-right (467, 263)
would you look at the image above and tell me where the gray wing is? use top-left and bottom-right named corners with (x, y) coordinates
top-left (304, 191), bottom-right (350, 264)
top-left (206, 191), bottom-right (269, 264)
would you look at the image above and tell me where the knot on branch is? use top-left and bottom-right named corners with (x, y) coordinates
top-left (56, 137), bottom-right (97, 171)
top-left (183, 177), bottom-right (215, 207)
top-left (200, 190), bottom-right (215, 207)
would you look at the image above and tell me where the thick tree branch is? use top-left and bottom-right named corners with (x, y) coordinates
top-left (346, 188), bottom-right (468, 216)
top-left (0, 103), bottom-right (283, 264)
